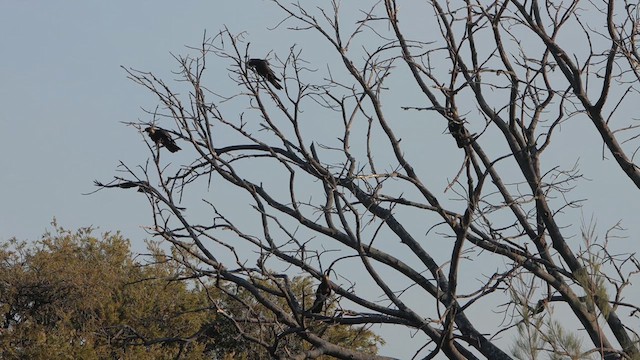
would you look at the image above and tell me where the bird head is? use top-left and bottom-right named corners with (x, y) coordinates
top-left (321, 272), bottom-right (331, 287)
top-left (248, 58), bottom-right (266, 68)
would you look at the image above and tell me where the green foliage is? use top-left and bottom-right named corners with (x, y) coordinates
top-left (511, 316), bottom-right (595, 360)
top-left (224, 275), bottom-right (384, 358)
top-left (510, 284), bottom-right (596, 360)
top-left (512, 317), bottom-right (544, 360)
top-left (545, 320), bottom-right (588, 360)
top-left (0, 224), bottom-right (382, 359)
top-left (0, 224), bottom-right (216, 359)
top-left (294, 276), bottom-right (384, 356)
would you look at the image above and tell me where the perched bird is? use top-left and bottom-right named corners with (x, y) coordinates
top-left (310, 272), bottom-right (332, 314)
top-left (248, 58), bottom-right (282, 90)
top-left (448, 119), bottom-right (470, 148)
top-left (93, 180), bottom-right (186, 210)
top-left (145, 126), bottom-right (181, 153)
top-left (94, 180), bottom-right (151, 194)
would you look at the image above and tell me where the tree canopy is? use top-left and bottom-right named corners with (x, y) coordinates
top-left (0, 223), bottom-right (382, 359)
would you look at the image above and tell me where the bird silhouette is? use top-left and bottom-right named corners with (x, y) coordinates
top-left (248, 58), bottom-right (282, 90)
top-left (448, 120), bottom-right (470, 148)
top-left (145, 126), bottom-right (181, 153)
top-left (310, 272), bottom-right (332, 314)
top-left (94, 180), bottom-right (151, 194)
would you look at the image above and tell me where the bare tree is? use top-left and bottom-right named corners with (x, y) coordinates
top-left (99, 1), bottom-right (640, 359)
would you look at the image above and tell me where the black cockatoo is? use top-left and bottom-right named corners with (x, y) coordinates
top-left (310, 272), bottom-right (332, 314)
top-left (448, 119), bottom-right (470, 148)
top-left (144, 126), bottom-right (181, 153)
top-left (248, 58), bottom-right (282, 90)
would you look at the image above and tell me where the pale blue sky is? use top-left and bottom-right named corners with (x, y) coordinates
top-left (0, 1), bottom-right (282, 242)
top-left (2, 2), bottom-right (639, 359)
